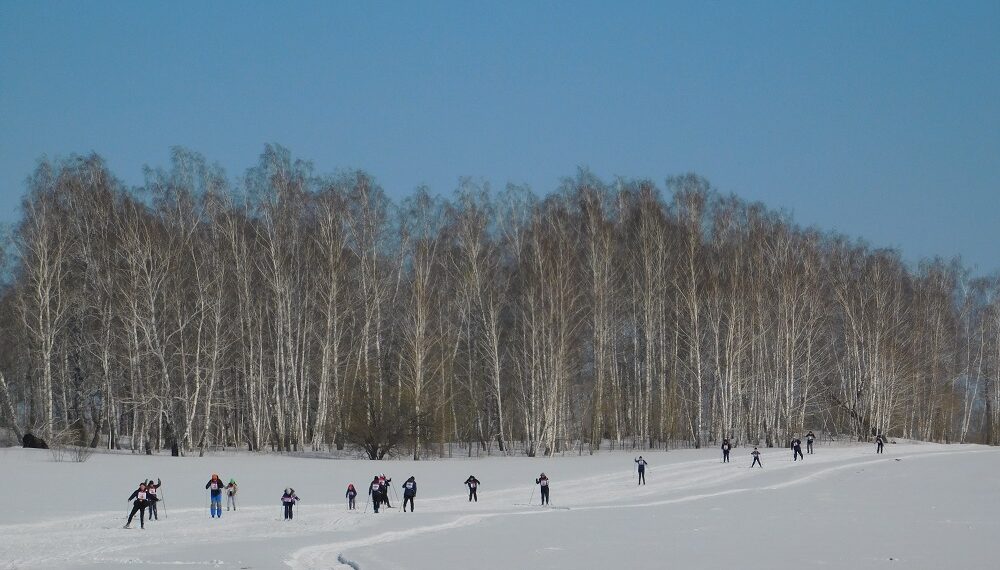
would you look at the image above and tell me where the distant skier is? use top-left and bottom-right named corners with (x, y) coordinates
top-left (145, 478), bottom-right (161, 520)
top-left (806, 431), bottom-right (816, 455)
top-left (875, 434), bottom-right (885, 454)
top-left (750, 447), bottom-right (763, 468)
top-left (791, 437), bottom-right (803, 461)
top-left (281, 488), bottom-right (299, 521)
top-left (346, 483), bottom-right (357, 510)
top-left (721, 438), bottom-right (732, 463)
top-left (402, 476), bottom-right (417, 512)
top-left (205, 473), bottom-right (225, 518)
top-left (536, 473), bottom-right (550, 506)
top-left (464, 475), bottom-right (480, 502)
top-left (226, 479), bottom-right (238, 511)
top-left (635, 456), bottom-right (649, 485)
top-left (369, 476), bottom-right (383, 513)
top-left (378, 474), bottom-right (393, 508)
top-left (125, 482), bottom-right (150, 529)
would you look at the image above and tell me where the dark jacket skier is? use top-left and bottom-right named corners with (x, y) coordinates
top-left (145, 478), bottom-right (162, 520)
top-left (378, 475), bottom-right (393, 508)
top-left (464, 476), bottom-right (481, 502)
top-left (536, 473), bottom-right (550, 505)
top-left (750, 447), bottom-right (763, 468)
top-left (402, 476), bottom-right (417, 512)
top-left (346, 484), bottom-right (358, 510)
top-left (369, 477), bottom-right (383, 513)
top-left (806, 431), bottom-right (816, 454)
top-left (722, 439), bottom-right (732, 463)
top-left (635, 456), bottom-right (649, 485)
top-left (125, 483), bottom-right (150, 529)
top-left (791, 438), bottom-right (803, 461)
top-left (205, 474), bottom-right (225, 518)
top-left (281, 488), bottom-right (299, 520)
top-left (875, 434), bottom-right (885, 454)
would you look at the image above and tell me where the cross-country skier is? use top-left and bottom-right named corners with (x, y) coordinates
top-left (750, 447), bottom-right (763, 468)
top-left (536, 473), bottom-right (550, 506)
top-left (402, 476), bottom-right (417, 512)
top-left (145, 478), bottom-right (161, 520)
top-left (875, 434), bottom-right (885, 454)
top-left (205, 474), bottom-right (225, 518)
top-left (226, 479), bottom-right (238, 511)
top-left (378, 474), bottom-right (393, 508)
top-left (125, 482), bottom-right (150, 529)
top-left (346, 484), bottom-right (357, 510)
top-left (635, 456), bottom-right (649, 485)
top-left (791, 437), bottom-right (804, 461)
top-left (721, 438), bottom-right (732, 463)
top-left (464, 475), bottom-right (480, 502)
top-left (281, 488), bottom-right (299, 521)
top-left (806, 431), bottom-right (816, 454)
top-left (369, 476), bottom-right (382, 513)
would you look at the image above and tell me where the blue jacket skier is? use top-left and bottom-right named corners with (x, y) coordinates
top-left (722, 439), bottom-right (732, 463)
top-left (369, 477), bottom-right (383, 513)
top-left (536, 473), bottom-right (550, 505)
top-left (791, 437), bottom-right (803, 461)
top-left (806, 431), bottom-right (816, 454)
top-left (402, 476), bottom-right (417, 512)
top-left (635, 456), bottom-right (648, 485)
top-left (281, 488), bottom-right (299, 520)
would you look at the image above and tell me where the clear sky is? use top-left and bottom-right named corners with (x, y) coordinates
top-left (1, 0), bottom-right (998, 272)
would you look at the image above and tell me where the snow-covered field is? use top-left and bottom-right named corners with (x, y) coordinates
top-left (1, 442), bottom-right (997, 569)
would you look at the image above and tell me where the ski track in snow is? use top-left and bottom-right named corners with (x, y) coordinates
top-left (286, 445), bottom-right (990, 569)
top-left (0, 444), bottom-right (988, 569)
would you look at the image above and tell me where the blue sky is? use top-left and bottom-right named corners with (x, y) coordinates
top-left (1, 0), bottom-right (998, 271)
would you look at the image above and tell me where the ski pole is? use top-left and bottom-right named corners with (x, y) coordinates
top-left (161, 488), bottom-right (167, 519)
top-left (363, 493), bottom-right (370, 514)
top-left (528, 486), bottom-right (536, 506)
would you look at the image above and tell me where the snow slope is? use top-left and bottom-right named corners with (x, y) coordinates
top-left (1, 442), bottom-right (997, 569)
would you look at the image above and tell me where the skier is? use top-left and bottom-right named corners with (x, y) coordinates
top-left (806, 431), bottom-right (816, 454)
top-left (535, 473), bottom-right (550, 506)
top-left (791, 436), bottom-right (804, 461)
top-left (402, 476), bottom-right (417, 512)
top-left (205, 473), bottom-right (225, 518)
top-left (125, 482), bottom-right (150, 529)
top-left (634, 456), bottom-right (649, 485)
top-left (378, 474), bottom-right (393, 508)
top-left (721, 438), bottom-right (732, 463)
top-left (750, 447), bottom-right (763, 468)
top-left (145, 478), bottom-right (161, 520)
top-left (875, 434), bottom-right (885, 454)
top-left (281, 488), bottom-right (299, 521)
top-left (369, 476), bottom-right (382, 513)
top-left (226, 479), bottom-right (238, 511)
top-left (346, 484), bottom-right (358, 510)
top-left (464, 475), bottom-right (480, 502)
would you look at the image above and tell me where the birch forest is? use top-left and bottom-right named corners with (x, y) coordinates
top-left (2, 145), bottom-right (998, 458)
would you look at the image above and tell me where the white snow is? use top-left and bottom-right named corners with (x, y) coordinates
top-left (1, 442), bottom-right (997, 569)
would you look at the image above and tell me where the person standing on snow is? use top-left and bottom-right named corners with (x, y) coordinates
top-left (875, 434), bottom-right (885, 454)
top-left (750, 447), bottom-right (763, 468)
top-left (145, 478), bottom-right (161, 520)
top-left (369, 476), bottom-right (383, 513)
top-left (721, 438), bottom-right (732, 463)
top-left (635, 456), bottom-right (649, 485)
top-left (806, 431), bottom-right (816, 455)
top-left (378, 474), bottom-right (393, 508)
top-left (225, 479), bottom-right (238, 511)
top-left (205, 474), bottom-right (225, 518)
top-left (402, 476), bottom-right (417, 512)
top-left (125, 482), bottom-right (150, 529)
top-left (791, 437), bottom-right (804, 461)
top-left (281, 488), bottom-right (300, 520)
top-left (535, 473), bottom-right (550, 506)
top-left (346, 484), bottom-right (358, 510)
top-left (464, 475), bottom-right (481, 502)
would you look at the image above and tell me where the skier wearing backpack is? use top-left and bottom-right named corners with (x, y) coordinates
top-left (791, 437), bottom-right (804, 461)
top-left (281, 488), bottom-right (299, 520)
top-left (875, 434), bottom-right (885, 454)
top-left (536, 473), bottom-right (550, 506)
top-left (145, 478), bottom-right (161, 520)
top-left (205, 474), bottom-right (225, 518)
top-left (402, 476), bottom-right (417, 512)
top-left (346, 484), bottom-right (358, 510)
top-left (721, 438), bottom-right (732, 463)
top-left (634, 456), bottom-right (649, 485)
top-left (806, 431), bottom-right (816, 454)
top-left (750, 447), bottom-right (763, 468)
top-left (464, 475), bottom-right (480, 502)
top-left (125, 482), bottom-right (150, 529)
top-left (226, 479), bottom-right (238, 511)
top-left (369, 477), bottom-right (383, 513)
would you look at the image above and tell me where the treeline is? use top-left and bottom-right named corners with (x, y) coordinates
top-left (0, 145), bottom-right (998, 458)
